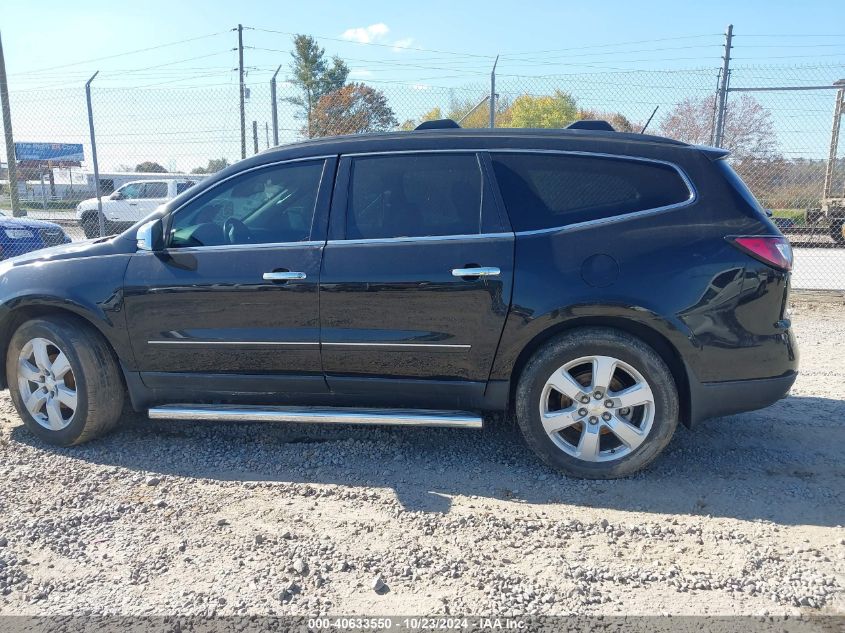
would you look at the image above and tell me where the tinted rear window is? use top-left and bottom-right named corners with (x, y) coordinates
top-left (491, 153), bottom-right (691, 232)
top-left (348, 153), bottom-right (483, 239)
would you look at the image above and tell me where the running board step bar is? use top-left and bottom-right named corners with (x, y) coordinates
top-left (148, 405), bottom-right (482, 429)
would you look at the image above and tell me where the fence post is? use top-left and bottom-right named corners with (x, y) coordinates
top-left (270, 65), bottom-right (281, 146)
top-left (0, 31), bottom-right (22, 217)
top-left (489, 55), bottom-right (498, 129)
top-left (253, 120), bottom-right (258, 154)
top-left (85, 71), bottom-right (106, 238)
top-left (822, 82), bottom-right (845, 201)
top-left (714, 24), bottom-right (733, 148)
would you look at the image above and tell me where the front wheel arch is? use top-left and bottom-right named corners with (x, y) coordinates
top-left (0, 305), bottom-right (126, 390)
top-left (507, 317), bottom-right (691, 427)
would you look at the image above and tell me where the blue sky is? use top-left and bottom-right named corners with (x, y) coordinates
top-left (3, 0), bottom-right (845, 171)
top-left (5, 0), bottom-right (845, 82)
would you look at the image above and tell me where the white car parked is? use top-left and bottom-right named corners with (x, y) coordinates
top-left (75, 178), bottom-right (198, 238)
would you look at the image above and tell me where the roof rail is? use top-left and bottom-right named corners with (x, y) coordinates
top-left (567, 120), bottom-right (615, 132)
top-left (415, 119), bottom-right (461, 130)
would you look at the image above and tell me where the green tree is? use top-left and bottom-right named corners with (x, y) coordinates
top-left (310, 83), bottom-right (398, 137)
top-left (135, 161), bottom-right (167, 173)
top-left (286, 34), bottom-right (350, 138)
top-left (507, 90), bottom-right (578, 128)
top-left (191, 158), bottom-right (230, 174)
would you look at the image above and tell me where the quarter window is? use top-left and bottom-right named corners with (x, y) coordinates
top-left (168, 160), bottom-right (324, 248)
top-left (143, 182), bottom-right (168, 198)
top-left (490, 153), bottom-right (691, 232)
top-left (347, 153), bottom-right (485, 239)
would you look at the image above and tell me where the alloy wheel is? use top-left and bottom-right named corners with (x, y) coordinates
top-left (539, 355), bottom-right (655, 462)
top-left (17, 337), bottom-right (78, 431)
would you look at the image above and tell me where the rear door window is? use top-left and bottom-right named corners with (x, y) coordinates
top-left (490, 152), bottom-right (691, 232)
top-left (347, 153), bottom-right (485, 239)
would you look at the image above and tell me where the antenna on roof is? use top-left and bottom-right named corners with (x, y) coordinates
top-left (640, 106), bottom-right (659, 134)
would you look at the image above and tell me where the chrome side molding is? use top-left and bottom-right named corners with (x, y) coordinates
top-left (148, 405), bottom-right (483, 429)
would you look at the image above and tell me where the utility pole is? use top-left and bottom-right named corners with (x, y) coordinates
top-left (237, 24), bottom-right (246, 159)
top-left (714, 24), bottom-right (733, 148)
top-left (0, 31), bottom-right (21, 216)
top-left (252, 120), bottom-right (258, 154)
top-left (489, 55), bottom-right (499, 129)
top-left (85, 71), bottom-right (105, 237)
top-left (270, 64), bottom-right (281, 146)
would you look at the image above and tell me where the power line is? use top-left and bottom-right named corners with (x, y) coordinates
top-left (501, 34), bottom-right (722, 57)
top-left (12, 31), bottom-right (230, 75)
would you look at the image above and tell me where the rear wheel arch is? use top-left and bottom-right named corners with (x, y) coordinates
top-left (508, 316), bottom-right (692, 427)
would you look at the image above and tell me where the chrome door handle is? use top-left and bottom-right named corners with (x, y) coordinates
top-left (451, 267), bottom-right (501, 278)
top-left (263, 271), bottom-right (307, 281)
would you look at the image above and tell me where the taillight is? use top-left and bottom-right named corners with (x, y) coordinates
top-left (730, 236), bottom-right (793, 272)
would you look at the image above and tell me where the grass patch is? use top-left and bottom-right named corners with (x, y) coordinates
top-left (771, 208), bottom-right (806, 226)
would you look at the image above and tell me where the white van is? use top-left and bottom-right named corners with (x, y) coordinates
top-left (75, 179), bottom-right (198, 238)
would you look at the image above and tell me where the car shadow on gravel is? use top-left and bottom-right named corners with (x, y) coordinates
top-left (9, 395), bottom-right (845, 526)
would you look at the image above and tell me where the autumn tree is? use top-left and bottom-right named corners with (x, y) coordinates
top-left (659, 94), bottom-right (777, 161)
top-left (446, 97), bottom-right (512, 129)
top-left (401, 106), bottom-right (443, 130)
top-left (286, 35), bottom-right (350, 137)
top-left (135, 161), bottom-right (167, 173)
top-left (310, 83), bottom-right (398, 137)
top-left (508, 90), bottom-right (578, 128)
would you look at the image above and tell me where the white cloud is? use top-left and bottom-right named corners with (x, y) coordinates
top-left (349, 68), bottom-right (374, 78)
top-left (411, 83), bottom-right (431, 91)
top-left (392, 38), bottom-right (414, 52)
top-left (341, 23), bottom-right (389, 44)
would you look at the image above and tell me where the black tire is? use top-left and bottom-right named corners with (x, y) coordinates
top-left (515, 327), bottom-right (679, 479)
top-left (829, 218), bottom-right (845, 245)
top-left (5, 316), bottom-right (124, 446)
top-left (80, 212), bottom-right (100, 239)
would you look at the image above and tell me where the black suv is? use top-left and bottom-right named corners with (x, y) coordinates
top-left (0, 122), bottom-right (797, 478)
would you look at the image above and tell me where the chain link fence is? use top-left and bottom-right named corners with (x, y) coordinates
top-left (1, 63), bottom-right (844, 290)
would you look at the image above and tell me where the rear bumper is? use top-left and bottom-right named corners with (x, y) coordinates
top-left (689, 371), bottom-right (797, 425)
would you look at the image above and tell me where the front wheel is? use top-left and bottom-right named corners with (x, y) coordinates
top-left (515, 328), bottom-right (679, 479)
top-left (6, 316), bottom-right (124, 446)
top-left (79, 212), bottom-right (101, 239)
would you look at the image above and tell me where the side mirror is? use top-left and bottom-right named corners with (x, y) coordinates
top-left (136, 219), bottom-right (164, 251)
top-left (110, 191), bottom-right (124, 200)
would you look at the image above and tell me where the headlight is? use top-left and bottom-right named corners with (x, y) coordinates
top-left (4, 229), bottom-right (35, 239)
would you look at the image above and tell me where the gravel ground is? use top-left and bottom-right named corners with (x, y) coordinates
top-left (0, 294), bottom-right (842, 617)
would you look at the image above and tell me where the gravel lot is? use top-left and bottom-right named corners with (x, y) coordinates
top-left (0, 294), bottom-right (842, 617)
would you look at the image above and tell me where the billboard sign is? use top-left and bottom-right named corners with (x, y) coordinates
top-left (14, 142), bottom-right (84, 162)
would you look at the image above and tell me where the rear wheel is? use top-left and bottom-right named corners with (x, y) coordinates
top-left (515, 328), bottom-right (679, 478)
top-left (6, 317), bottom-right (124, 446)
